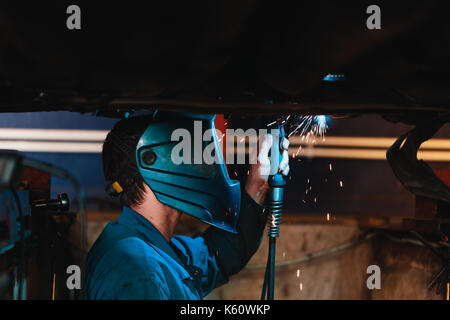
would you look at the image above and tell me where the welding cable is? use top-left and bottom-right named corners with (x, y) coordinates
top-left (409, 231), bottom-right (446, 262)
top-left (379, 231), bottom-right (449, 250)
top-left (245, 230), bottom-right (450, 271)
top-left (260, 249), bottom-right (270, 300)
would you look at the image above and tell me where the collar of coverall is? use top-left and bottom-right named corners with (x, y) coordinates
top-left (118, 206), bottom-right (199, 283)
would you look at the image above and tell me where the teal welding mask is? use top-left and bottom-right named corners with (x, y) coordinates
top-left (136, 113), bottom-right (241, 233)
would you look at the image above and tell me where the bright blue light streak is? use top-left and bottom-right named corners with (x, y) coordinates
top-left (323, 74), bottom-right (345, 82)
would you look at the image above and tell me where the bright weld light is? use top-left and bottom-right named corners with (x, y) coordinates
top-left (316, 115), bottom-right (327, 131)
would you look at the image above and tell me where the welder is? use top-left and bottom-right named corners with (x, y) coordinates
top-left (84, 113), bottom-right (290, 299)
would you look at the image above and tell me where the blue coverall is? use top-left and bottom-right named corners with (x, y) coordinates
top-left (84, 191), bottom-right (267, 299)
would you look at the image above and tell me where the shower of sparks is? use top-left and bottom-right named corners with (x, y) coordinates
top-left (266, 115), bottom-right (328, 141)
top-left (286, 115), bottom-right (328, 139)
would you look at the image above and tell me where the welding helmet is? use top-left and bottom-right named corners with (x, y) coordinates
top-left (135, 113), bottom-right (241, 233)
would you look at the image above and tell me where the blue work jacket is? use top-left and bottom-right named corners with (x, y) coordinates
top-left (84, 191), bottom-right (266, 299)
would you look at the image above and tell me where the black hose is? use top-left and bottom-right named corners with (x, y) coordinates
top-left (260, 251), bottom-right (270, 300)
top-left (268, 237), bottom-right (276, 300)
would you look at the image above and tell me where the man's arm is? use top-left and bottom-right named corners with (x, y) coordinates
top-left (203, 134), bottom-right (290, 289)
top-left (203, 189), bottom-right (267, 288)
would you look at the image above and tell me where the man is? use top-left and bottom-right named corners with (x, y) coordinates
top-left (84, 113), bottom-right (289, 299)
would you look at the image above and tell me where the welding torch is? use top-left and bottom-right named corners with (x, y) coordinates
top-left (261, 122), bottom-right (287, 300)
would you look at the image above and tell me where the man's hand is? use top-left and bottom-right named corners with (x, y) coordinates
top-left (245, 134), bottom-right (290, 205)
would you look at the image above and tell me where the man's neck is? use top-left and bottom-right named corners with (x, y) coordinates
top-left (130, 186), bottom-right (181, 242)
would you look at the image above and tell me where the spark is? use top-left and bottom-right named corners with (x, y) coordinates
top-left (326, 213), bottom-right (330, 221)
top-left (297, 269), bottom-right (301, 278)
top-left (265, 115), bottom-right (328, 140)
top-left (271, 215), bottom-right (277, 227)
top-left (339, 180), bottom-right (343, 188)
top-left (329, 163), bottom-right (333, 171)
top-left (286, 115), bottom-right (328, 139)
top-left (295, 145), bottom-right (302, 157)
top-left (300, 283), bottom-right (303, 291)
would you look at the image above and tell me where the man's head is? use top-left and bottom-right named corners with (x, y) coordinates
top-left (102, 115), bottom-right (154, 207)
top-left (102, 113), bottom-right (242, 233)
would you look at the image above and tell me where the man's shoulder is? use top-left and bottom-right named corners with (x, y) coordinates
top-left (85, 235), bottom-right (170, 299)
top-left (98, 229), bottom-right (161, 267)
top-left (171, 234), bottom-right (211, 265)
top-left (86, 223), bottom-right (164, 276)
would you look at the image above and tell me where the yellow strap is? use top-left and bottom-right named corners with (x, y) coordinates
top-left (112, 181), bottom-right (123, 193)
